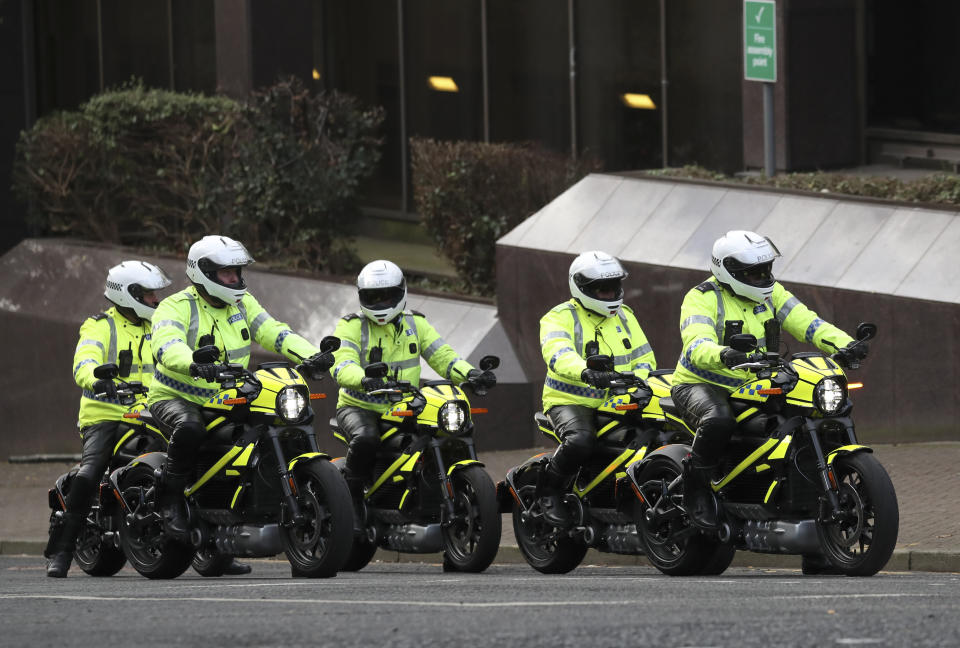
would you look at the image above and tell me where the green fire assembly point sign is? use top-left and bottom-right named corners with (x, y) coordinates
top-left (744, 0), bottom-right (776, 82)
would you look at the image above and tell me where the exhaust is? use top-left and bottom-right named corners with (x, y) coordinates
top-left (740, 519), bottom-right (820, 554)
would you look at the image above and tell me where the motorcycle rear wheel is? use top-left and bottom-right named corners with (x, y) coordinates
top-left (512, 484), bottom-right (586, 574)
top-left (341, 539), bottom-right (378, 572)
top-left (634, 457), bottom-right (721, 576)
top-left (816, 452), bottom-right (898, 577)
top-left (117, 464), bottom-right (194, 579)
top-left (442, 466), bottom-right (501, 573)
top-left (281, 460), bottom-right (353, 578)
top-left (75, 520), bottom-right (127, 577)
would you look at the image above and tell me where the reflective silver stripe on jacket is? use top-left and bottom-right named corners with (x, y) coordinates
top-left (157, 338), bottom-right (184, 362)
top-left (549, 347), bottom-right (575, 371)
top-left (77, 339), bottom-right (105, 353)
top-left (185, 293), bottom-right (200, 348)
top-left (681, 315), bottom-right (715, 332)
top-left (617, 310), bottom-right (632, 337)
top-left (541, 330), bottom-right (572, 344)
top-left (152, 319), bottom-right (185, 334)
top-left (359, 317), bottom-right (370, 363)
top-left (138, 363), bottom-right (156, 374)
top-left (613, 344), bottom-right (652, 366)
top-left (74, 358), bottom-right (97, 376)
top-left (226, 345), bottom-right (250, 362)
top-left (422, 337), bottom-right (445, 360)
top-left (565, 303), bottom-right (584, 356)
top-left (702, 282), bottom-right (725, 340)
top-left (340, 339), bottom-right (360, 353)
top-left (334, 359), bottom-right (358, 379)
top-left (403, 313), bottom-right (418, 340)
top-left (390, 357), bottom-right (421, 372)
top-left (776, 296), bottom-right (800, 323)
top-left (106, 318), bottom-right (117, 363)
top-left (250, 311), bottom-right (271, 338)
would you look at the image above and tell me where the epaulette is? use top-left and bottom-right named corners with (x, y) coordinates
top-left (409, 310), bottom-right (425, 317)
top-left (91, 312), bottom-right (108, 321)
top-left (341, 312), bottom-right (361, 321)
top-left (694, 281), bottom-right (716, 293)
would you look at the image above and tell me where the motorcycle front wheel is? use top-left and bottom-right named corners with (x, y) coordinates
top-left (75, 518), bottom-right (126, 577)
top-left (442, 466), bottom-right (501, 573)
top-left (116, 464), bottom-right (194, 579)
top-left (281, 460), bottom-right (353, 578)
top-left (634, 457), bottom-right (722, 576)
top-left (512, 483), bottom-right (586, 574)
top-left (816, 452), bottom-right (899, 577)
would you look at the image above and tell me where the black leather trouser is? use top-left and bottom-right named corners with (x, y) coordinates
top-left (150, 399), bottom-right (205, 478)
top-left (337, 406), bottom-right (383, 482)
top-left (546, 404), bottom-right (598, 477)
top-left (671, 382), bottom-right (737, 466)
top-left (63, 421), bottom-right (120, 518)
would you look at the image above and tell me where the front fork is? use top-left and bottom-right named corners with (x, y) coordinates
top-left (805, 419), bottom-right (851, 521)
top-left (430, 438), bottom-right (457, 526)
top-left (266, 427), bottom-right (303, 526)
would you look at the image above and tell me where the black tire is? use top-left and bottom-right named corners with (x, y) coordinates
top-left (74, 519), bottom-right (127, 577)
top-left (281, 460), bottom-right (353, 578)
top-left (512, 482), bottom-right (587, 574)
top-left (442, 466), bottom-right (501, 573)
top-left (698, 542), bottom-right (736, 576)
top-left (116, 464), bottom-right (194, 579)
top-left (816, 452), bottom-right (899, 577)
top-left (634, 457), bottom-right (720, 576)
top-left (341, 539), bottom-right (378, 572)
top-left (192, 547), bottom-right (234, 577)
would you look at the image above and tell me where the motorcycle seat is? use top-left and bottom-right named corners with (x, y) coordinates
top-left (534, 412), bottom-right (554, 432)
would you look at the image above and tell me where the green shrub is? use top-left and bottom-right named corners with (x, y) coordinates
top-left (13, 78), bottom-right (384, 273)
top-left (649, 164), bottom-right (960, 207)
top-left (411, 138), bottom-right (600, 295)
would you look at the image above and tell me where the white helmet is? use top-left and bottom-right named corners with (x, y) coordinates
top-left (568, 251), bottom-right (627, 317)
top-left (711, 230), bottom-right (781, 303)
top-left (186, 235), bottom-right (255, 306)
top-left (357, 260), bottom-right (407, 324)
top-left (104, 260), bottom-right (172, 320)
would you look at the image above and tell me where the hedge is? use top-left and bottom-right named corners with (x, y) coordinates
top-left (13, 78), bottom-right (384, 273)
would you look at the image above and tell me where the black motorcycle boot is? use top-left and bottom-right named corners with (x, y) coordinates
top-left (224, 559), bottom-right (252, 575)
top-left (159, 470), bottom-right (191, 542)
top-left (539, 464), bottom-right (573, 528)
top-left (46, 511), bottom-right (83, 578)
top-left (682, 457), bottom-right (720, 530)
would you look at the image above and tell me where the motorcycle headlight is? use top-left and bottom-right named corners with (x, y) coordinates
top-left (814, 378), bottom-right (846, 416)
top-left (438, 402), bottom-right (466, 435)
top-left (277, 387), bottom-right (307, 423)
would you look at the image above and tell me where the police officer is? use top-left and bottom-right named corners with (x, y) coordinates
top-left (673, 230), bottom-right (868, 528)
top-left (150, 235), bottom-right (334, 543)
top-left (330, 260), bottom-right (494, 497)
top-left (538, 251), bottom-right (656, 526)
top-left (46, 261), bottom-right (172, 577)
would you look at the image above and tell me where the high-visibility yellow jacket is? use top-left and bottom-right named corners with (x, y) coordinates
top-left (673, 277), bottom-right (854, 390)
top-left (540, 299), bottom-right (656, 411)
top-left (73, 307), bottom-right (154, 429)
top-left (330, 311), bottom-right (474, 413)
top-left (149, 286), bottom-right (319, 405)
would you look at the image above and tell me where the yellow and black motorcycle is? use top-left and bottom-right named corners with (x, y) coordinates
top-left (110, 338), bottom-right (354, 579)
top-left (45, 364), bottom-right (167, 576)
top-left (329, 356), bottom-right (502, 573)
top-left (500, 357), bottom-right (693, 574)
top-left (627, 322), bottom-right (898, 577)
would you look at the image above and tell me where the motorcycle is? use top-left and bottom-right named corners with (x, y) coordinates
top-left (46, 364), bottom-right (166, 576)
top-left (626, 321), bottom-right (898, 577)
top-left (499, 350), bottom-right (693, 574)
top-left (329, 356), bottom-right (502, 573)
top-left (110, 337), bottom-right (354, 579)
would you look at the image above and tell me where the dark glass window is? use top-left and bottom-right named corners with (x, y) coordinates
top-left (100, 0), bottom-right (171, 89)
top-left (171, 0), bottom-right (216, 93)
top-left (33, 0), bottom-right (100, 114)
top-left (487, 0), bottom-right (569, 152)
top-left (316, 0), bottom-right (403, 209)
top-left (576, 0), bottom-right (661, 170)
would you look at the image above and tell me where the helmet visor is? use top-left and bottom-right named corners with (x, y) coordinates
top-left (359, 286), bottom-right (405, 311)
top-left (575, 275), bottom-right (624, 301)
top-left (724, 258), bottom-right (774, 288)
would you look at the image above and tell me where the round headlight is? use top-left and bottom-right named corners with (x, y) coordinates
top-left (438, 402), bottom-right (466, 434)
top-left (814, 378), bottom-right (846, 415)
top-left (277, 387), bottom-right (307, 423)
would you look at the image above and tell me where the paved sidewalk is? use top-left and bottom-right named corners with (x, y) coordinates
top-left (4, 442), bottom-right (959, 572)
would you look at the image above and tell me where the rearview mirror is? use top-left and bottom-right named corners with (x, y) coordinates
top-left (192, 345), bottom-right (220, 364)
top-left (365, 362), bottom-right (389, 379)
top-left (319, 335), bottom-right (341, 354)
top-left (93, 363), bottom-right (119, 380)
top-left (728, 334), bottom-right (758, 353)
top-left (856, 322), bottom-right (877, 342)
top-left (479, 355), bottom-right (500, 371)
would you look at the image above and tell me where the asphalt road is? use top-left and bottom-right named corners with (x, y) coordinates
top-left (1, 556), bottom-right (958, 648)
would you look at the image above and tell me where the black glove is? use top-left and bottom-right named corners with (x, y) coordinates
top-left (93, 378), bottom-right (118, 399)
top-left (303, 351), bottom-right (335, 373)
top-left (361, 376), bottom-right (385, 392)
top-left (467, 368), bottom-right (497, 389)
top-left (581, 369), bottom-right (618, 389)
top-left (720, 347), bottom-right (749, 369)
top-left (842, 340), bottom-right (869, 361)
top-left (190, 362), bottom-right (222, 381)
